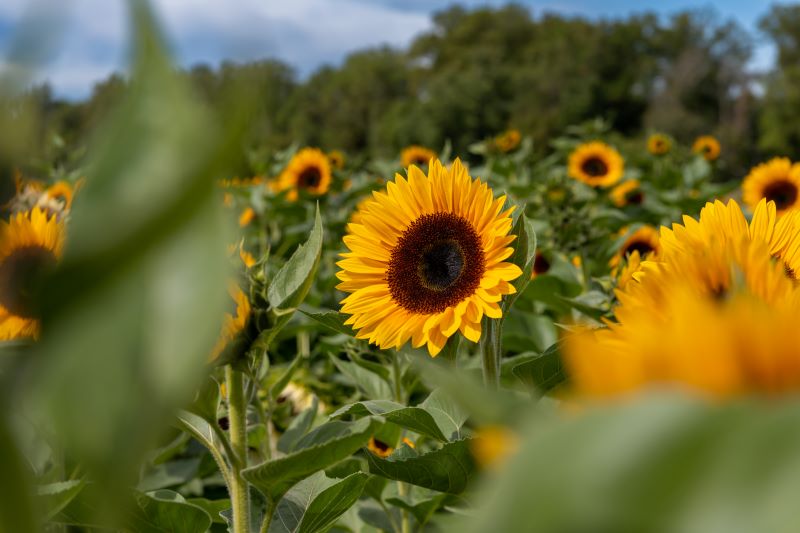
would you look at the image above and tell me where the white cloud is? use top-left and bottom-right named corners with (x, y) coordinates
top-left (1, 0), bottom-right (432, 99)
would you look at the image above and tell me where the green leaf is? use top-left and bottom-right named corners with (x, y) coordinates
top-left (502, 214), bottom-right (537, 313)
top-left (366, 439), bottom-right (476, 494)
top-left (301, 310), bottom-right (355, 337)
top-left (462, 395), bottom-right (800, 533)
top-left (243, 417), bottom-right (381, 504)
top-left (129, 490), bottom-right (212, 533)
top-left (329, 354), bottom-right (393, 400)
top-left (269, 356), bottom-right (303, 401)
top-left (38, 480), bottom-right (85, 522)
top-left (385, 493), bottom-right (447, 527)
top-left (137, 458), bottom-right (201, 492)
top-left (185, 498), bottom-right (230, 524)
top-left (511, 343), bottom-right (565, 394)
top-left (420, 389), bottom-right (470, 440)
top-left (331, 401), bottom-right (448, 442)
top-left (188, 375), bottom-right (221, 423)
top-left (278, 397), bottom-right (320, 453)
top-left (268, 204), bottom-right (323, 312)
top-left (270, 472), bottom-right (369, 533)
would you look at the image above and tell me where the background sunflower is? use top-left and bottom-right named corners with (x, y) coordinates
top-left (277, 147), bottom-right (332, 200)
top-left (742, 157), bottom-right (800, 213)
top-left (568, 141), bottom-right (625, 187)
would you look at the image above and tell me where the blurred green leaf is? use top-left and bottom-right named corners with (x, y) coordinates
top-left (385, 492), bottom-right (447, 527)
top-left (329, 354), bottom-right (393, 400)
top-left (38, 480), bottom-right (85, 522)
top-left (130, 490), bottom-right (212, 533)
top-left (464, 395), bottom-right (800, 533)
top-left (331, 400), bottom-right (448, 442)
top-left (366, 439), bottom-right (476, 494)
top-left (0, 412), bottom-right (37, 533)
top-left (278, 397), bottom-right (320, 453)
top-left (243, 417), bottom-right (381, 505)
top-left (420, 389), bottom-right (470, 440)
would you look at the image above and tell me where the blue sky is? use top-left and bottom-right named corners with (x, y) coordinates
top-left (0, 0), bottom-right (784, 100)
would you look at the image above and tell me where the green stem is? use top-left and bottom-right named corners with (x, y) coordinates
top-left (226, 366), bottom-right (251, 533)
top-left (391, 352), bottom-right (411, 533)
top-left (480, 319), bottom-right (502, 389)
top-left (259, 501), bottom-right (275, 533)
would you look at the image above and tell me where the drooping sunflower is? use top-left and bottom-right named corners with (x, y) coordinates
top-left (609, 225), bottom-right (660, 269)
top-left (276, 148), bottom-right (332, 201)
top-left (646, 134), bottom-right (671, 155)
top-left (742, 157), bottom-right (800, 214)
top-left (209, 283), bottom-right (251, 363)
top-left (567, 141), bottom-right (624, 188)
top-left (0, 208), bottom-right (66, 340)
top-left (400, 145), bottom-right (436, 168)
top-left (609, 179), bottom-right (643, 207)
top-left (494, 129), bottom-right (521, 153)
top-left (337, 159), bottom-right (522, 356)
top-left (692, 135), bottom-right (721, 161)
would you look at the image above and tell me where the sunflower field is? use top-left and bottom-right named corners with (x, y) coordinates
top-left (5, 3), bottom-right (800, 533)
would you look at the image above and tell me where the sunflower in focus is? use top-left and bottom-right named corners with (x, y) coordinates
top-left (609, 225), bottom-right (660, 269)
top-left (327, 150), bottom-right (345, 170)
top-left (337, 159), bottom-right (522, 356)
top-left (609, 179), bottom-right (643, 207)
top-left (692, 135), bottom-right (721, 161)
top-left (400, 145), bottom-right (436, 168)
top-left (742, 158), bottom-right (800, 214)
top-left (0, 208), bottom-right (66, 340)
top-left (276, 148), bottom-right (332, 201)
top-left (210, 283), bottom-right (251, 363)
top-left (646, 134), bottom-right (671, 155)
top-left (494, 129), bottom-right (521, 153)
top-left (568, 141), bottom-right (624, 187)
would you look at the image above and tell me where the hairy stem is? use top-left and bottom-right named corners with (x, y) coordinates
top-left (226, 366), bottom-right (251, 533)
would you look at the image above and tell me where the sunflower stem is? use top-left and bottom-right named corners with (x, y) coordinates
top-left (226, 366), bottom-right (251, 533)
top-left (481, 318), bottom-right (502, 389)
top-left (391, 352), bottom-right (411, 533)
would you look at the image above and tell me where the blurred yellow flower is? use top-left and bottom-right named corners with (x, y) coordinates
top-left (210, 283), bottom-right (251, 363)
top-left (530, 252), bottom-right (551, 280)
top-left (692, 135), bottom-right (721, 161)
top-left (568, 141), bottom-right (624, 187)
top-left (646, 134), bottom-right (671, 155)
top-left (0, 208), bottom-right (66, 340)
top-left (609, 225), bottom-right (660, 270)
top-left (472, 425), bottom-right (520, 469)
top-left (400, 145), bottom-right (436, 168)
top-left (609, 179), bottom-right (643, 207)
top-left (277, 148), bottom-right (332, 201)
top-left (742, 157), bottom-right (800, 214)
top-left (238, 207), bottom-right (255, 227)
top-left (327, 149), bottom-right (345, 169)
top-left (494, 129), bottom-right (521, 153)
top-left (337, 159), bottom-right (521, 356)
top-left (367, 437), bottom-right (394, 458)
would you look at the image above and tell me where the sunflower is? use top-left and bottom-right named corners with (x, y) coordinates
top-left (209, 283), bottom-right (251, 363)
top-left (400, 145), bottom-right (436, 168)
top-left (565, 236), bottom-right (800, 398)
top-left (530, 252), bottom-right (551, 280)
top-left (567, 141), bottom-right (624, 187)
top-left (614, 250), bottom-right (644, 290)
top-left (646, 134), bottom-right (671, 155)
top-left (609, 226), bottom-right (660, 269)
top-left (40, 180), bottom-right (77, 211)
top-left (367, 437), bottom-right (394, 458)
top-left (742, 158), bottom-right (800, 214)
top-left (276, 148), bottom-right (332, 201)
top-left (337, 159), bottom-right (522, 356)
top-left (692, 135), bottom-right (721, 161)
top-left (609, 179), bottom-right (643, 207)
top-left (238, 207), bottom-right (255, 227)
top-left (327, 150), bottom-right (345, 170)
top-left (494, 129), bottom-right (521, 153)
top-left (0, 208), bottom-right (66, 340)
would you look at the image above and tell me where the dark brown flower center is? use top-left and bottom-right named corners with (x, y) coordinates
top-left (533, 253), bottom-right (550, 275)
top-left (581, 156), bottom-right (608, 178)
top-left (412, 156), bottom-right (428, 166)
top-left (297, 166), bottom-right (322, 189)
top-left (387, 213), bottom-right (485, 314)
top-left (0, 246), bottom-right (57, 318)
top-left (625, 190), bottom-right (644, 205)
top-left (763, 180), bottom-right (797, 211)
top-left (622, 240), bottom-right (655, 258)
top-left (371, 438), bottom-right (391, 453)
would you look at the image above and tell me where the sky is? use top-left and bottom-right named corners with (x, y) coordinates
top-left (0, 0), bottom-right (784, 100)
